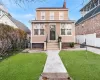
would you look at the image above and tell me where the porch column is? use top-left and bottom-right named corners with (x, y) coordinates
top-left (31, 43), bottom-right (32, 49)
top-left (44, 42), bottom-right (47, 51)
top-left (60, 42), bottom-right (62, 50)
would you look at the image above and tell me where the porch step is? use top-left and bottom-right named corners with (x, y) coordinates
top-left (47, 42), bottom-right (59, 50)
top-left (48, 40), bottom-right (58, 43)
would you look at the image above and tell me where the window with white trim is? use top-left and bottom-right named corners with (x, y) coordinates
top-left (34, 24), bottom-right (45, 35)
top-left (50, 12), bottom-right (54, 20)
top-left (59, 12), bottom-right (64, 20)
top-left (61, 23), bottom-right (72, 35)
top-left (41, 11), bottom-right (45, 20)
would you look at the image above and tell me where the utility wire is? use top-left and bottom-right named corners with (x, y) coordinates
top-left (69, 0), bottom-right (85, 12)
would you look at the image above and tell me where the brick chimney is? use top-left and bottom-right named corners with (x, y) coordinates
top-left (63, 0), bottom-right (66, 8)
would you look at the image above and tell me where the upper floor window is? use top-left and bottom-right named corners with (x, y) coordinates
top-left (41, 11), bottom-right (45, 20)
top-left (61, 23), bottom-right (72, 35)
top-left (34, 24), bottom-right (45, 35)
top-left (59, 12), bottom-right (64, 20)
top-left (50, 12), bottom-right (54, 20)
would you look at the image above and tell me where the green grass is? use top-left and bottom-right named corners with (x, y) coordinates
top-left (60, 50), bottom-right (100, 80)
top-left (0, 53), bottom-right (47, 80)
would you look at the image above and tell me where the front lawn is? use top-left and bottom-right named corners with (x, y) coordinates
top-left (60, 50), bottom-right (100, 80)
top-left (0, 53), bottom-right (47, 80)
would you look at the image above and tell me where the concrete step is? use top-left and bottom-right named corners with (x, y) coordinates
top-left (47, 42), bottom-right (59, 50)
top-left (47, 45), bottom-right (58, 47)
top-left (48, 40), bottom-right (58, 43)
top-left (47, 44), bottom-right (59, 46)
top-left (47, 46), bottom-right (59, 48)
top-left (47, 48), bottom-right (59, 50)
top-left (47, 45), bottom-right (59, 48)
top-left (47, 43), bottom-right (58, 45)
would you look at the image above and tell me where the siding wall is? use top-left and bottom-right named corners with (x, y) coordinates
top-left (0, 15), bottom-right (17, 28)
top-left (36, 10), bottom-right (68, 20)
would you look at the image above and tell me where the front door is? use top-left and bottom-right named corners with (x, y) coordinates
top-left (50, 25), bottom-right (56, 40)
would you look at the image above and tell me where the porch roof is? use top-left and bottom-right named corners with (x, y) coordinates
top-left (30, 20), bottom-right (75, 23)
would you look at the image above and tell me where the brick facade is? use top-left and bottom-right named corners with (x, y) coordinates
top-left (76, 13), bottom-right (100, 38)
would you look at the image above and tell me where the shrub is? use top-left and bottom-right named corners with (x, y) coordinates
top-left (0, 24), bottom-right (27, 57)
top-left (58, 37), bottom-right (62, 42)
top-left (70, 42), bottom-right (75, 48)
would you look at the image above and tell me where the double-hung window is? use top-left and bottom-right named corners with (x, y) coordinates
top-left (40, 24), bottom-right (45, 35)
top-left (61, 23), bottom-right (72, 35)
top-left (59, 12), bottom-right (64, 20)
top-left (41, 11), bottom-right (45, 20)
top-left (50, 12), bottom-right (54, 20)
top-left (34, 24), bottom-right (45, 35)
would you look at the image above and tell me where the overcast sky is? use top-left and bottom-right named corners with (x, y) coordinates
top-left (2, 0), bottom-right (89, 29)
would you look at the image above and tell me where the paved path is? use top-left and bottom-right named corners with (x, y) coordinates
top-left (87, 47), bottom-right (100, 55)
top-left (43, 50), bottom-right (67, 73)
top-left (41, 50), bottom-right (70, 80)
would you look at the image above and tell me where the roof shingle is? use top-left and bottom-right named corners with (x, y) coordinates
top-left (7, 15), bottom-right (30, 34)
top-left (76, 5), bottom-right (100, 25)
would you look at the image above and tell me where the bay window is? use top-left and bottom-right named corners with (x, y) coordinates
top-left (34, 24), bottom-right (45, 35)
top-left (61, 23), bottom-right (72, 35)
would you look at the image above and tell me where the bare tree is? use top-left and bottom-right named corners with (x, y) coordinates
top-left (0, 24), bottom-right (27, 57)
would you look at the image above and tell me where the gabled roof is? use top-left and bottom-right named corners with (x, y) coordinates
top-left (0, 4), bottom-right (8, 13)
top-left (76, 5), bottom-right (100, 25)
top-left (0, 4), bottom-right (30, 34)
top-left (7, 15), bottom-right (30, 34)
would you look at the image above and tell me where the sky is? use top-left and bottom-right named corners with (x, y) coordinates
top-left (2, 0), bottom-right (89, 29)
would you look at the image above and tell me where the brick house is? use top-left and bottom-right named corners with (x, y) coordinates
top-left (30, 0), bottom-right (75, 50)
top-left (76, 0), bottom-right (100, 37)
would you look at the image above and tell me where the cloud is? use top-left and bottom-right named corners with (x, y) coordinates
top-left (23, 14), bottom-right (35, 18)
top-left (11, 13), bottom-right (35, 20)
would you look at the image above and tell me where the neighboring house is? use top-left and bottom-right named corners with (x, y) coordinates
top-left (75, 0), bottom-right (100, 47)
top-left (0, 4), bottom-right (30, 34)
top-left (31, 0), bottom-right (75, 50)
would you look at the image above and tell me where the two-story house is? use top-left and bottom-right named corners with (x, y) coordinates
top-left (31, 0), bottom-right (75, 50)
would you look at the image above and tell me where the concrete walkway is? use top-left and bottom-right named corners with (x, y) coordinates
top-left (41, 50), bottom-right (70, 80)
top-left (43, 50), bottom-right (67, 73)
top-left (87, 47), bottom-right (100, 55)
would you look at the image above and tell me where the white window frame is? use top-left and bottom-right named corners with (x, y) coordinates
top-left (59, 12), bottom-right (64, 20)
top-left (33, 24), bottom-right (45, 36)
top-left (41, 11), bottom-right (45, 20)
top-left (60, 23), bottom-right (72, 36)
top-left (50, 12), bottom-right (54, 20)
